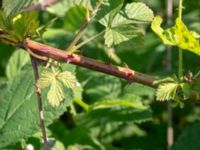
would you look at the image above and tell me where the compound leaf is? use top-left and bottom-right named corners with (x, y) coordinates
top-left (101, 2), bottom-right (153, 47)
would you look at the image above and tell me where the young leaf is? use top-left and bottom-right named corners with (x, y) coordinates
top-left (48, 79), bottom-right (65, 107)
top-left (57, 71), bottom-right (77, 88)
top-left (2, 0), bottom-right (33, 16)
top-left (151, 16), bottom-right (200, 56)
top-left (156, 83), bottom-right (180, 101)
top-left (40, 69), bottom-right (77, 107)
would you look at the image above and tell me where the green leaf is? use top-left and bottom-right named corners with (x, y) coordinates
top-left (104, 25), bottom-right (143, 47)
top-left (2, 0), bottom-right (33, 16)
top-left (12, 12), bottom-right (39, 41)
top-left (97, 0), bottom-right (124, 26)
top-left (156, 83), bottom-right (180, 101)
top-left (6, 49), bottom-right (29, 79)
top-left (77, 107), bottom-right (152, 125)
top-left (40, 69), bottom-right (77, 107)
top-left (124, 2), bottom-right (154, 23)
top-left (151, 16), bottom-right (200, 56)
top-left (172, 122), bottom-right (200, 150)
top-left (73, 0), bottom-right (96, 11)
top-left (180, 83), bottom-right (192, 100)
top-left (64, 6), bottom-right (86, 32)
top-left (90, 94), bottom-right (148, 110)
top-left (153, 76), bottom-right (178, 86)
top-left (47, 79), bottom-right (65, 107)
top-left (46, 0), bottom-right (74, 17)
top-left (0, 11), bottom-right (39, 45)
top-left (76, 68), bottom-right (122, 101)
top-left (0, 67), bottom-right (72, 148)
top-left (100, 2), bottom-right (153, 47)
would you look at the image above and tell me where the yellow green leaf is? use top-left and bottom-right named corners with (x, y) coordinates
top-left (48, 79), bottom-right (65, 107)
top-left (156, 83), bottom-right (180, 101)
top-left (40, 69), bottom-right (77, 107)
top-left (151, 16), bottom-right (200, 56)
top-left (57, 71), bottom-right (77, 88)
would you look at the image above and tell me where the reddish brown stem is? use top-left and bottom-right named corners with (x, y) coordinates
top-left (30, 56), bottom-right (48, 150)
top-left (25, 38), bottom-right (157, 88)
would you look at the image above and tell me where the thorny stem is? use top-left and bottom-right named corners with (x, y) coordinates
top-left (25, 39), bottom-right (156, 88)
top-left (65, 2), bottom-right (102, 52)
top-left (30, 56), bottom-right (48, 150)
top-left (178, 0), bottom-right (183, 78)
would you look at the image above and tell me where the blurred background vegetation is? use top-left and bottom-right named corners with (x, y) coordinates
top-left (0, 0), bottom-right (200, 149)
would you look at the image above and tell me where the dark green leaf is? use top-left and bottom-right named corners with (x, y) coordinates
top-left (0, 66), bottom-right (72, 148)
top-left (64, 6), bottom-right (86, 32)
top-left (172, 122), bottom-right (200, 150)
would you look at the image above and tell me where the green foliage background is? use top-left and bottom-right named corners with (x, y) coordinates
top-left (0, 0), bottom-right (200, 149)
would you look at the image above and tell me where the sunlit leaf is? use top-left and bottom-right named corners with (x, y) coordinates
top-left (57, 71), bottom-right (77, 88)
top-left (156, 83), bottom-right (180, 101)
top-left (48, 79), bottom-right (65, 107)
top-left (40, 69), bottom-right (77, 107)
top-left (151, 16), bottom-right (200, 56)
top-left (125, 2), bottom-right (154, 23)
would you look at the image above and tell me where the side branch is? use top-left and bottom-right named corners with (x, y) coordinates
top-left (30, 56), bottom-right (48, 150)
top-left (25, 39), bottom-right (157, 88)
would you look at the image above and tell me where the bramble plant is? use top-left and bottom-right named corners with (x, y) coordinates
top-left (0, 0), bottom-right (200, 150)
